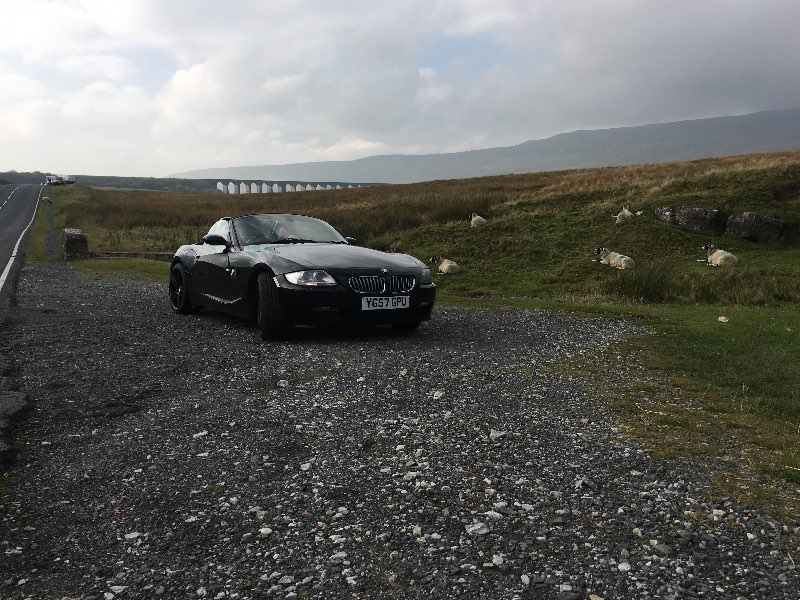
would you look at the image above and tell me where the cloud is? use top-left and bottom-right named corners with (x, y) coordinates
top-left (50, 54), bottom-right (135, 82)
top-left (0, 0), bottom-right (798, 176)
top-left (416, 68), bottom-right (452, 110)
top-left (0, 71), bottom-right (45, 104)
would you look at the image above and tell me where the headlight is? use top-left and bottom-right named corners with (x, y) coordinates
top-left (284, 270), bottom-right (337, 286)
top-left (418, 267), bottom-right (433, 285)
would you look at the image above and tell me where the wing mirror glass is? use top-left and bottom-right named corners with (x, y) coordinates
top-left (345, 237), bottom-right (357, 245)
top-left (202, 234), bottom-right (231, 247)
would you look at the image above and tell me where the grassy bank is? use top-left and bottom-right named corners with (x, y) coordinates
top-left (39, 150), bottom-right (800, 517)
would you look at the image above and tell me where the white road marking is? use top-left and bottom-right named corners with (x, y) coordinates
top-left (0, 186), bottom-right (44, 293)
top-left (0, 185), bottom-right (21, 214)
top-left (1, 186), bottom-right (23, 211)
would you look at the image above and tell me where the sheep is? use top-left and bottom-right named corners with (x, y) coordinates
top-left (594, 247), bottom-right (635, 269)
top-left (469, 213), bottom-right (488, 227)
top-left (612, 204), bottom-right (643, 224)
top-left (430, 255), bottom-right (461, 274)
top-left (702, 243), bottom-right (738, 267)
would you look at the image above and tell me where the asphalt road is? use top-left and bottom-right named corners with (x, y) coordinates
top-left (0, 183), bottom-right (43, 300)
top-left (0, 183), bottom-right (43, 462)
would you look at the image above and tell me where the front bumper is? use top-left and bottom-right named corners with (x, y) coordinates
top-left (274, 276), bottom-right (436, 328)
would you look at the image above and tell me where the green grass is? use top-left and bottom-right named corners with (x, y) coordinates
top-left (27, 198), bottom-right (61, 264)
top-left (35, 150), bottom-right (800, 519)
top-left (555, 300), bottom-right (800, 518)
top-left (638, 305), bottom-right (800, 421)
top-left (72, 258), bottom-right (170, 283)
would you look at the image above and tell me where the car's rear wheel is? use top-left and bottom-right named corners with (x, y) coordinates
top-left (391, 320), bottom-right (421, 333)
top-left (169, 262), bottom-right (196, 314)
top-left (257, 272), bottom-right (288, 340)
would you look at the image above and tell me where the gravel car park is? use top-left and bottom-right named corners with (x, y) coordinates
top-left (0, 263), bottom-right (798, 599)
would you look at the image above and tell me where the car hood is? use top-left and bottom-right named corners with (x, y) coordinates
top-left (260, 244), bottom-right (424, 272)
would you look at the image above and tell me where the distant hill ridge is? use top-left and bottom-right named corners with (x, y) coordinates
top-left (171, 108), bottom-right (800, 184)
top-left (5, 108), bottom-right (800, 191)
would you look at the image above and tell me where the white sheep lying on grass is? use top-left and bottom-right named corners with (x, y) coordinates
top-left (430, 255), bottom-right (461, 274)
top-left (612, 205), bottom-right (643, 224)
top-left (470, 213), bottom-right (488, 227)
top-left (594, 247), bottom-right (635, 269)
top-left (702, 243), bottom-right (738, 267)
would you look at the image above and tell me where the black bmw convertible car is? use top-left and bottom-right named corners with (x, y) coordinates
top-left (169, 213), bottom-right (436, 340)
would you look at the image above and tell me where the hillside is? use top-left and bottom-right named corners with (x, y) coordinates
top-left (47, 150), bottom-right (800, 307)
top-left (39, 150), bottom-right (800, 502)
top-left (6, 109), bottom-right (800, 192)
top-left (171, 108), bottom-right (800, 184)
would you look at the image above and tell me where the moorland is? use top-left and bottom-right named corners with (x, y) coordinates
top-left (33, 150), bottom-right (800, 517)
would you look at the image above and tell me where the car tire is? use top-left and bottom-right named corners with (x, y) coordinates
top-left (257, 272), bottom-right (288, 340)
top-left (169, 262), bottom-right (197, 314)
top-left (391, 320), bottom-right (421, 333)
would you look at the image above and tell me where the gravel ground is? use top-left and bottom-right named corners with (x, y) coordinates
top-left (0, 263), bottom-right (798, 600)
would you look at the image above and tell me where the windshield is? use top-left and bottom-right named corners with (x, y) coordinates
top-left (233, 214), bottom-right (347, 249)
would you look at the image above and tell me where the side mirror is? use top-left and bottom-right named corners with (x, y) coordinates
top-left (202, 234), bottom-right (231, 247)
top-left (345, 237), bottom-right (358, 245)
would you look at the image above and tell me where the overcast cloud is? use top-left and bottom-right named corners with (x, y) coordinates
top-left (1, 0), bottom-right (798, 177)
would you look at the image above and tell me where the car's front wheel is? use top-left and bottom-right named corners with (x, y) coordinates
top-left (257, 272), bottom-right (288, 340)
top-left (169, 262), bottom-right (196, 314)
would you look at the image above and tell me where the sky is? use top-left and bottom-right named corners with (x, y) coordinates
top-left (1, 0), bottom-right (798, 177)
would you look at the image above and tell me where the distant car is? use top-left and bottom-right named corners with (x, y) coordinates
top-left (169, 213), bottom-right (436, 339)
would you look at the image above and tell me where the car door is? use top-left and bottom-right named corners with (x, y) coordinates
top-left (193, 220), bottom-right (241, 305)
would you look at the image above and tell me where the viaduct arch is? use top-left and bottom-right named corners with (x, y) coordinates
top-left (216, 180), bottom-right (384, 194)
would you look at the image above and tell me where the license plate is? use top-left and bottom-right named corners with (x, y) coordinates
top-left (362, 296), bottom-right (410, 310)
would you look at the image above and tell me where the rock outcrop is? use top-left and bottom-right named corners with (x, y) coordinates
top-left (725, 212), bottom-right (785, 242)
top-left (654, 207), bottom-right (785, 241)
top-left (654, 207), bottom-right (727, 233)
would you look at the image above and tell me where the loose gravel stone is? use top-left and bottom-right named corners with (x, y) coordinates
top-left (0, 263), bottom-right (798, 599)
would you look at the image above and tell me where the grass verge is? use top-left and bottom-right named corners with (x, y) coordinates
top-left (545, 300), bottom-right (800, 522)
top-left (71, 258), bottom-right (169, 284)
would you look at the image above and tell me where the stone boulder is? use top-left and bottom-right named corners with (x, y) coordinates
top-left (726, 212), bottom-right (784, 242)
top-left (653, 207), bottom-right (676, 223)
top-left (62, 228), bottom-right (89, 260)
top-left (654, 206), bottom-right (727, 233)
